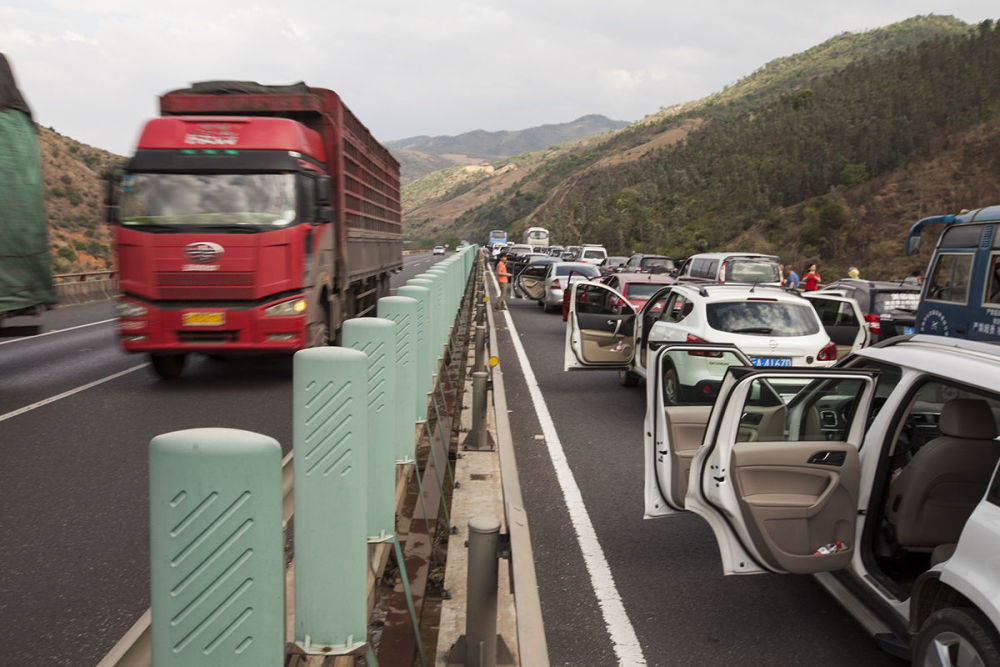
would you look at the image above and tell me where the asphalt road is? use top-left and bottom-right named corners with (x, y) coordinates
top-left (0, 253), bottom-right (441, 666)
top-left (492, 282), bottom-right (904, 666)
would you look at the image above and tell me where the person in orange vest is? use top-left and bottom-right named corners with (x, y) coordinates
top-left (495, 253), bottom-right (510, 310)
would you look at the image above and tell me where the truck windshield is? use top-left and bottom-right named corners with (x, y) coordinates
top-left (120, 173), bottom-right (297, 228)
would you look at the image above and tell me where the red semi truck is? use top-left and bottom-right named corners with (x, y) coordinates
top-left (106, 82), bottom-right (402, 378)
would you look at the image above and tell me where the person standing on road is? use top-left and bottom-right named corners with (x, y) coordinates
top-left (783, 265), bottom-right (800, 290)
top-left (495, 253), bottom-right (510, 310)
top-left (802, 263), bottom-right (821, 291)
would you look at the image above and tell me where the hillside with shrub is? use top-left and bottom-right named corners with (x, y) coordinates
top-left (406, 15), bottom-right (1000, 280)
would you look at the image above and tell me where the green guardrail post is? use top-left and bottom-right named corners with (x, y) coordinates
top-left (410, 275), bottom-right (443, 360)
top-left (397, 284), bottom-right (433, 421)
top-left (343, 317), bottom-right (397, 540)
top-left (293, 347), bottom-right (368, 655)
top-left (149, 428), bottom-right (284, 666)
top-left (377, 296), bottom-right (419, 462)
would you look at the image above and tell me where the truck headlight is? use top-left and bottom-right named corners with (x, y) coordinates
top-left (265, 298), bottom-right (307, 317)
top-left (115, 299), bottom-right (147, 318)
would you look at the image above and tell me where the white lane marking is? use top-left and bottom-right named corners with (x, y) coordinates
top-left (489, 269), bottom-right (648, 666)
top-left (0, 363), bottom-right (149, 424)
top-left (0, 318), bottom-right (117, 347)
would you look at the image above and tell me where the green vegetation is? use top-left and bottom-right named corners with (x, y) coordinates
top-left (430, 15), bottom-right (999, 277)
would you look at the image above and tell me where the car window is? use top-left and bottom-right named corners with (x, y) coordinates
top-left (660, 293), bottom-right (693, 323)
top-left (811, 298), bottom-right (859, 327)
top-left (873, 290), bottom-right (919, 313)
top-left (626, 282), bottom-right (669, 300)
top-left (641, 258), bottom-right (674, 274)
top-left (574, 283), bottom-right (617, 315)
top-left (726, 260), bottom-right (779, 283)
top-left (986, 253), bottom-right (1000, 305)
top-left (556, 264), bottom-right (600, 278)
top-left (926, 252), bottom-right (973, 303)
top-left (735, 376), bottom-right (870, 443)
top-left (707, 301), bottom-right (820, 336)
top-left (582, 249), bottom-right (606, 259)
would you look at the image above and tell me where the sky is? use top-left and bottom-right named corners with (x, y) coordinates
top-left (2, 1), bottom-right (998, 156)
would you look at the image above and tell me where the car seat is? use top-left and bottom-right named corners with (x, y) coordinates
top-left (888, 398), bottom-right (1000, 549)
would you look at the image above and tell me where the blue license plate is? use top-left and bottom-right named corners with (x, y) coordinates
top-left (751, 356), bottom-right (792, 367)
top-left (903, 326), bottom-right (915, 335)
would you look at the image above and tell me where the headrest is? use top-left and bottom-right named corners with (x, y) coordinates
top-left (939, 399), bottom-right (998, 440)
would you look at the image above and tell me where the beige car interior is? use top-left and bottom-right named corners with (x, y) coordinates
top-left (580, 328), bottom-right (631, 363)
top-left (663, 405), bottom-right (712, 507)
top-left (887, 398), bottom-right (1000, 565)
top-left (733, 440), bottom-right (860, 573)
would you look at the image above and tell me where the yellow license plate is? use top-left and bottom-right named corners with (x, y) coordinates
top-left (182, 311), bottom-right (225, 327)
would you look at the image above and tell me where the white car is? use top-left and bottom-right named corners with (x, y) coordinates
top-left (433, 245), bottom-right (446, 255)
top-left (540, 261), bottom-right (600, 312)
top-left (642, 335), bottom-right (1000, 664)
top-left (564, 282), bottom-right (837, 385)
top-left (578, 245), bottom-right (608, 265)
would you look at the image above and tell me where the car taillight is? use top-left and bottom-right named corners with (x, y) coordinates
top-left (818, 340), bottom-right (837, 362)
top-left (686, 334), bottom-right (706, 342)
top-left (864, 313), bottom-right (881, 336)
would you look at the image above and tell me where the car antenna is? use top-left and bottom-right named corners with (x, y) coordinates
top-left (749, 281), bottom-right (758, 293)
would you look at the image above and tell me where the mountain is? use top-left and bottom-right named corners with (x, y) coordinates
top-left (388, 114), bottom-right (630, 184)
top-left (402, 14), bottom-right (999, 281)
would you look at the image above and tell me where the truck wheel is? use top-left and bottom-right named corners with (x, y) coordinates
top-left (914, 607), bottom-right (1000, 667)
top-left (309, 320), bottom-right (329, 347)
top-left (150, 353), bottom-right (186, 380)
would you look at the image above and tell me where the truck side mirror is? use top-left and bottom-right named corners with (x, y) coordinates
top-left (103, 166), bottom-right (123, 225)
top-left (316, 175), bottom-right (333, 206)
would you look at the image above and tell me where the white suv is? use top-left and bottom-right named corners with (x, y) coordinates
top-left (577, 245), bottom-right (608, 265)
top-left (643, 335), bottom-right (1000, 664)
top-left (564, 282), bottom-right (836, 385)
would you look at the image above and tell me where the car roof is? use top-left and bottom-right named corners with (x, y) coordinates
top-left (855, 335), bottom-right (1000, 391)
top-left (611, 272), bottom-right (674, 282)
top-left (824, 278), bottom-right (921, 291)
top-left (684, 252), bottom-right (779, 260)
top-left (671, 282), bottom-right (801, 301)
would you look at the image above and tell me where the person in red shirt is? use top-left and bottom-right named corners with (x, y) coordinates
top-left (802, 263), bottom-right (821, 291)
top-left (495, 254), bottom-right (510, 310)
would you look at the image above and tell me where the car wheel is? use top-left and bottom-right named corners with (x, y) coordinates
top-left (150, 353), bottom-right (187, 380)
top-left (537, 300), bottom-right (544, 308)
top-left (543, 300), bottom-right (555, 313)
top-left (663, 364), bottom-right (680, 405)
top-left (618, 369), bottom-right (640, 387)
top-left (914, 607), bottom-right (1000, 667)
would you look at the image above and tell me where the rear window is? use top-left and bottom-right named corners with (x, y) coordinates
top-left (725, 260), bottom-right (780, 283)
top-left (555, 264), bottom-right (600, 277)
top-left (582, 249), bottom-right (606, 259)
top-left (625, 282), bottom-right (668, 299)
top-left (874, 290), bottom-right (919, 313)
top-left (707, 301), bottom-right (820, 336)
top-left (641, 258), bottom-right (675, 273)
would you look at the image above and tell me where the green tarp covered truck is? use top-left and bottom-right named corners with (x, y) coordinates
top-left (0, 53), bottom-right (56, 336)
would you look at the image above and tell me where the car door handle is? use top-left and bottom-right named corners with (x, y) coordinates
top-left (808, 451), bottom-right (846, 466)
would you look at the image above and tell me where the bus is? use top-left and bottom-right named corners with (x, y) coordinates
top-left (905, 204), bottom-right (1000, 340)
top-left (488, 229), bottom-right (507, 247)
top-left (523, 226), bottom-right (550, 250)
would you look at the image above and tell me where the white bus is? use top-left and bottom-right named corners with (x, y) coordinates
top-left (523, 226), bottom-right (550, 249)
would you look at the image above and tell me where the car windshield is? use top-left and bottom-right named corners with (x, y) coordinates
top-left (641, 258), bottom-right (674, 273)
top-left (121, 172), bottom-right (297, 228)
top-left (626, 282), bottom-right (669, 299)
top-left (727, 260), bottom-right (780, 283)
top-left (555, 264), bottom-right (599, 277)
top-left (707, 301), bottom-right (820, 336)
top-left (874, 290), bottom-right (919, 313)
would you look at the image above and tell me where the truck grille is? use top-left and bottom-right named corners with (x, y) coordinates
top-left (157, 273), bottom-right (255, 299)
top-left (177, 330), bottom-right (240, 344)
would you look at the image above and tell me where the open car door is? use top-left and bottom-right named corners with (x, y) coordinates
top-left (516, 263), bottom-right (549, 301)
top-left (683, 366), bottom-right (876, 575)
top-left (564, 281), bottom-right (637, 370)
top-left (802, 292), bottom-right (870, 358)
top-left (643, 343), bottom-right (752, 518)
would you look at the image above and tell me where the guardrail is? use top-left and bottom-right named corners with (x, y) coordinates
top-left (97, 245), bottom-right (485, 666)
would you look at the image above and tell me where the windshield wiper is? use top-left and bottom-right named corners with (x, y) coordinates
top-left (732, 326), bottom-right (773, 334)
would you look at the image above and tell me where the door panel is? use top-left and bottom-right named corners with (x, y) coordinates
top-left (685, 369), bottom-right (875, 575)
top-left (564, 282), bottom-right (635, 370)
top-left (732, 442), bottom-right (860, 573)
top-left (804, 293), bottom-right (869, 355)
top-left (519, 274), bottom-right (546, 300)
top-left (663, 405), bottom-right (712, 509)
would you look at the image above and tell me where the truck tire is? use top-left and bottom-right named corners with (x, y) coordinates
top-left (914, 607), bottom-right (1000, 667)
top-left (150, 353), bottom-right (186, 380)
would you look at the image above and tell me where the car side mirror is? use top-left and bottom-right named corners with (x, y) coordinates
top-left (102, 166), bottom-right (124, 225)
